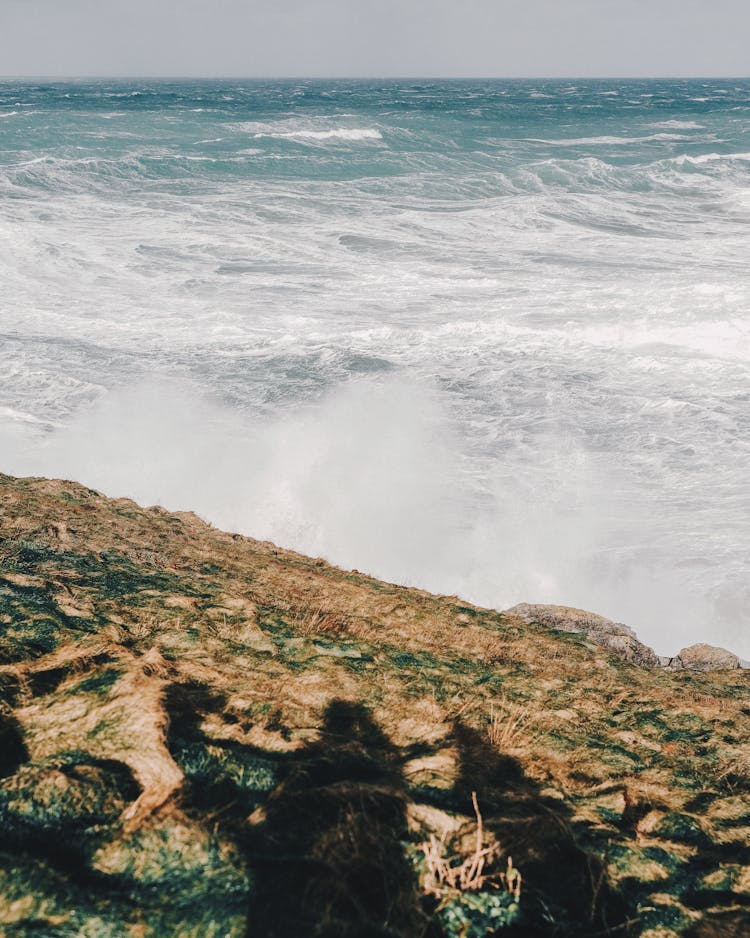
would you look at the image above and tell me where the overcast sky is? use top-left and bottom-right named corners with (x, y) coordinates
top-left (1, 0), bottom-right (749, 78)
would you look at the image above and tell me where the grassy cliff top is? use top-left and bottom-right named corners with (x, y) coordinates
top-left (0, 472), bottom-right (748, 937)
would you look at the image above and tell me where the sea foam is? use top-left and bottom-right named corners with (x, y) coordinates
top-left (253, 127), bottom-right (383, 142)
top-left (2, 77), bottom-right (749, 658)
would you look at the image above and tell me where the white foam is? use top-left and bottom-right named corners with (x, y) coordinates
top-left (3, 372), bottom-right (748, 660)
top-left (3, 91), bottom-right (750, 661)
top-left (528, 133), bottom-right (691, 146)
top-left (254, 128), bottom-right (383, 142)
top-left (0, 406), bottom-right (48, 426)
top-left (649, 120), bottom-right (704, 130)
top-left (672, 151), bottom-right (750, 165)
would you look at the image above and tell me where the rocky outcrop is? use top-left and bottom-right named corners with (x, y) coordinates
top-left (505, 605), bottom-right (745, 674)
top-left (666, 643), bottom-right (741, 672)
top-left (504, 603), bottom-right (662, 668)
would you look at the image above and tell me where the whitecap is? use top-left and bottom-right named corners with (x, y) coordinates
top-left (673, 151), bottom-right (750, 165)
top-left (0, 405), bottom-right (49, 426)
top-left (253, 128), bottom-right (383, 142)
top-left (526, 133), bottom-right (690, 146)
top-left (649, 120), bottom-right (704, 130)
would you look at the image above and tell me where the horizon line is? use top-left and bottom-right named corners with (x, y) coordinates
top-left (2, 74), bottom-right (750, 82)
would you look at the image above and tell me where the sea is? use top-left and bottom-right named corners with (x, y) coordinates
top-left (1, 78), bottom-right (748, 658)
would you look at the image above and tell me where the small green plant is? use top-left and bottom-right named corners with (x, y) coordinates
top-left (438, 890), bottom-right (521, 937)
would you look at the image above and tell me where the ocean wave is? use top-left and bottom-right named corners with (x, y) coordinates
top-left (2, 77), bottom-right (750, 661)
top-left (649, 120), bottom-right (704, 130)
top-left (0, 405), bottom-right (49, 426)
top-left (671, 151), bottom-right (750, 165)
top-left (253, 128), bottom-right (383, 143)
top-left (527, 133), bottom-right (692, 146)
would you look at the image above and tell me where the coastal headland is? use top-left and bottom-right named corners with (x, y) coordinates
top-left (0, 472), bottom-right (748, 936)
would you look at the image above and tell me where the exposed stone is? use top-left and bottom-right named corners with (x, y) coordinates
top-left (505, 603), bottom-right (662, 668)
top-left (669, 643), bottom-right (741, 672)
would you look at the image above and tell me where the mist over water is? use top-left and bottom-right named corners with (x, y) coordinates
top-left (1, 79), bottom-right (748, 657)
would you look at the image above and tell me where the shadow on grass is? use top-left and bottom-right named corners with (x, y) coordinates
top-left (166, 689), bottom-right (434, 937)
top-left (245, 700), bottom-right (432, 938)
top-left (167, 686), bottom-right (639, 937)
top-left (0, 714), bottom-right (28, 779)
top-left (452, 721), bottom-right (631, 937)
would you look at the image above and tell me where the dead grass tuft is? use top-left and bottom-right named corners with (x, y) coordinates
top-left (420, 792), bottom-right (522, 901)
top-left (716, 753), bottom-right (750, 792)
top-left (487, 696), bottom-right (539, 751)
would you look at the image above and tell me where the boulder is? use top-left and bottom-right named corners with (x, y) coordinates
top-left (669, 643), bottom-right (740, 672)
top-left (505, 604), bottom-right (661, 668)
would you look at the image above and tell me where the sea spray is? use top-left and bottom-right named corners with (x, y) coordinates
top-left (1, 78), bottom-right (748, 656)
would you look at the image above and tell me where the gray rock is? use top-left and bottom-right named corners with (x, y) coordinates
top-left (670, 643), bottom-right (741, 672)
top-left (505, 603), bottom-right (661, 668)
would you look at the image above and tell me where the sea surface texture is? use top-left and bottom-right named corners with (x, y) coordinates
top-left (1, 79), bottom-right (748, 656)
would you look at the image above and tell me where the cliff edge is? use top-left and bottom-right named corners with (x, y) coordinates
top-left (0, 473), bottom-right (748, 937)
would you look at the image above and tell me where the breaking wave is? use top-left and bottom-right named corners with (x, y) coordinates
top-left (2, 77), bottom-right (749, 658)
top-left (253, 127), bottom-right (383, 142)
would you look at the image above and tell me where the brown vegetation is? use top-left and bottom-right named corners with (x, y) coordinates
top-left (0, 472), bottom-right (748, 937)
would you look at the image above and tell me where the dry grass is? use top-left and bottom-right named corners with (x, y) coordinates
top-left (2, 472), bottom-right (750, 935)
top-left (291, 605), bottom-right (361, 637)
top-left (715, 753), bottom-right (750, 792)
top-left (487, 696), bottom-right (539, 751)
top-left (420, 792), bottom-right (522, 901)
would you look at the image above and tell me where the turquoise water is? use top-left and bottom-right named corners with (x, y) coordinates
top-left (1, 79), bottom-right (749, 655)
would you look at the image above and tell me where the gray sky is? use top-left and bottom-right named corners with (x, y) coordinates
top-left (1, 0), bottom-right (749, 78)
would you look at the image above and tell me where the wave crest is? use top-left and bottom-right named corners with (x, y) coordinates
top-left (253, 128), bottom-right (383, 143)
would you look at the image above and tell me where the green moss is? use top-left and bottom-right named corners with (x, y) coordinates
top-left (0, 851), bottom-right (127, 937)
top-left (1, 618), bottom-right (63, 660)
top-left (255, 604), bottom-right (294, 637)
top-left (175, 740), bottom-right (277, 801)
top-left (584, 737), bottom-right (643, 771)
top-left (68, 670), bottom-right (122, 697)
top-left (638, 902), bottom-right (690, 932)
top-left (339, 655), bottom-right (375, 674)
top-left (0, 842), bottom-right (248, 938)
top-left (654, 812), bottom-right (710, 847)
top-left (662, 719), bottom-right (713, 745)
top-left (0, 753), bottom-right (138, 853)
top-left (390, 651), bottom-right (435, 669)
top-left (641, 846), bottom-right (684, 874)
